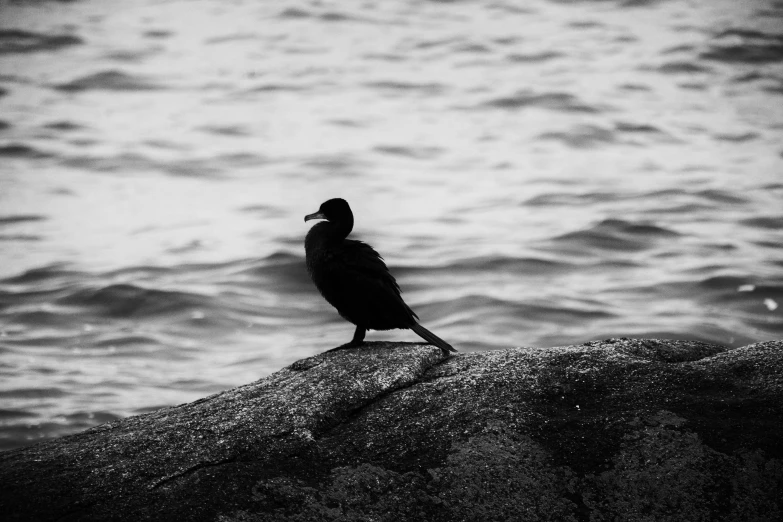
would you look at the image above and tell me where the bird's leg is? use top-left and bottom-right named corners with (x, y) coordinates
top-left (350, 325), bottom-right (366, 346)
top-left (327, 326), bottom-right (366, 352)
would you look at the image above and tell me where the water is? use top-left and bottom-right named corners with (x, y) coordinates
top-left (1, 0), bottom-right (782, 451)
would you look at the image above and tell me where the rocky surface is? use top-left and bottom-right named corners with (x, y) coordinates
top-left (1, 338), bottom-right (782, 521)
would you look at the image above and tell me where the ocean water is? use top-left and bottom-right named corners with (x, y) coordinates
top-left (1, 0), bottom-right (782, 451)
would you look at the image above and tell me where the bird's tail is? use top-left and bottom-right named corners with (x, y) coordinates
top-left (411, 323), bottom-right (457, 354)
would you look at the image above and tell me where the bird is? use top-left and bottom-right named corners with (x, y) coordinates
top-left (304, 198), bottom-right (456, 356)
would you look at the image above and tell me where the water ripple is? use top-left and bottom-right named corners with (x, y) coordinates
top-left (0, 215), bottom-right (47, 225)
top-left (552, 219), bottom-right (680, 253)
top-left (0, 29), bottom-right (82, 54)
top-left (701, 29), bottom-right (783, 64)
top-left (54, 70), bottom-right (165, 92)
top-left (481, 90), bottom-right (602, 113)
top-left (0, 144), bottom-right (53, 159)
top-left (56, 284), bottom-right (206, 318)
top-left (537, 125), bottom-right (616, 148)
top-left (1, 0), bottom-right (781, 452)
top-left (506, 51), bottom-right (562, 63)
top-left (363, 80), bottom-right (446, 95)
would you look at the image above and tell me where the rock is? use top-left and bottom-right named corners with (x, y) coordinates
top-left (1, 338), bottom-right (782, 521)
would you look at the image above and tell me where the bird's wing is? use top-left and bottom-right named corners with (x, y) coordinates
top-left (323, 239), bottom-right (418, 325)
top-left (340, 239), bottom-right (402, 293)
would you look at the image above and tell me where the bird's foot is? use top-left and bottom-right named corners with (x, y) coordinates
top-left (326, 340), bottom-right (365, 352)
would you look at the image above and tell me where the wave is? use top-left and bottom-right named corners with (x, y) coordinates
top-left (0, 408), bottom-right (37, 421)
top-left (247, 83), bottom-right (311, 92)
top-left (614, 122), bottom-right (665, 134)
top-left (59, 151), bottom-right (267, 177)
top-left (0, 234), bottom-right (41, 242)
top-left (0, 261), bottom-right (283, 335)
top-left (278, 7), bottom-right (359, 22)
top-left (230, 252), bottom-right (312, 292)
top-left (0, 264), bottom-right (76, 286)
top-left (197, 124), bottom-right (251, 137)
top-left (701, 29), bottom-right (783, 64)
top-left (694, 188), bottom-right (748, 204)
top-left (0, 29), bottom-right (82, 54)
top-left (394, 254), bottom-right (575, 277)
top-left (551, 219), bottom-right (680, 253)
top-left (0, 143), bottom-right (53, 159)
top-left (712, 132), bottom-right (759, 143)
top-left (363, 81), bottom-right (446, 95)
top-left (54, 70), bottom-right (165, 92)
top-left (1, 0), bottom-right (782, 454)
top-left (55, 284), bottom-right (207, 318)
top-left (506, 51), bottom-right (561, 63)
top-left (0, 214), bottom-right (46, 225)
top-left (0, 387), bottom-right (67, 399)
top-left (653, 61), bottom-right (713, 74)
top-left (740, 216), bottom-right (783, 229)
top-left (0, 410), bottom-right (122, 452)
top-left (437, 294), bottom-right (616, 323)
top-left (90, 334), bottom-right (163, 348)
top-left (42, 121), bottom-right (84, 131)
top-left (699, 276), bottom-right (783, 298)
top-left (373, 145), bottom-right (444, 159)
top-left (480, 90), bottom-right (601, 113)
top-left (525, 188), bottom-right (691, 208)
top-left (537, 125), bottom-right (616, 148)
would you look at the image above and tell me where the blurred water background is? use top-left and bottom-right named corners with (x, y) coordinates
top-left (1, 0), bottom-right (782, 451)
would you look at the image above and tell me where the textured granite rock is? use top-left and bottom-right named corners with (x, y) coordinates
top-left (1, 339), bottom-right (782, 521)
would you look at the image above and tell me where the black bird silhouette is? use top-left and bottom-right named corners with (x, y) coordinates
top-left (304, 198), bottom-right (456, 355)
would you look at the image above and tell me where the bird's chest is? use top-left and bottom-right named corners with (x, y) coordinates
top-left (306, 248), bottom-right (335, 282)
top-left (305, 240), bottom-right (343, 291)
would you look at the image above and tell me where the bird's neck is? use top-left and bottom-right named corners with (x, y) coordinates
top-left (306, 220), bottom-right (352, 249)
top-left (327, 217), bottom-right (353, 241)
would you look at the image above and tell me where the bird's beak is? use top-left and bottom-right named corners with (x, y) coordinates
top-left (304, 211), bottom-right (326, 223)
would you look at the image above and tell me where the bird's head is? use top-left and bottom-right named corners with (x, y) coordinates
top-left (305, 198), bottom-right (354, 237)
top-left (304, 198), bottom-right (352, 224)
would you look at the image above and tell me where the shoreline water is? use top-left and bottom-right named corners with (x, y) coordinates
top-left (1, 0), bottom-right (782, 451)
